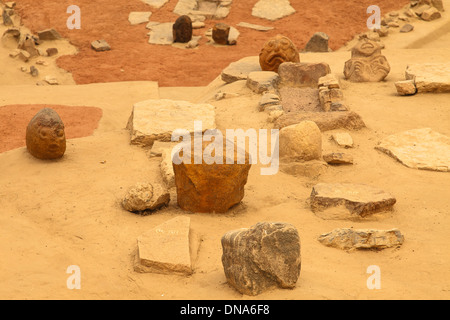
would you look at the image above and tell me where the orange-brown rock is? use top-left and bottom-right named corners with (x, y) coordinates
top-left (172, 135), bottom-right (251, 213)
top-left (259, 35), bottom-right (300, 73)
top-left (25, 108), bottom-right (66, 160)
top-left (212, 23), bottom-right (230, 45)
top-left (173, 15), bottom-right (192, 43)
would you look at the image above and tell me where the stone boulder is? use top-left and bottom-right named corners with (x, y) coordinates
top-left (221, 222), bottom-right (301, 296)
top-left (221, 56), bottom-right (261, 83)
top-left (318, 228), bottom-right (404, 250)
top-left (304, 32), bottom-right (330, 52)
top-left (246, 71), bottom-right (280, 94)
top-left (279, 121), bottom-right (322, 162)
top-left (172, 136), bottom-right (251, 213)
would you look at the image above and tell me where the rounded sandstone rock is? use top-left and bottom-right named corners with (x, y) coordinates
top-left (25, 108), bottom-right (66, 160)
top-left (279, 120), bottom-right (322, 162)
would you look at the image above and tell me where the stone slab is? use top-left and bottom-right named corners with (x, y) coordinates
top-left (252, 0), bottom-right (295, 21)
top-left (376, 128), bottom-right (450, 172)
top-left (127, 99), bottom-right (216, 147)
top-left (405, 63), bottom-right (450, 93)
top-left (221, 56), bottom-right (261, 83)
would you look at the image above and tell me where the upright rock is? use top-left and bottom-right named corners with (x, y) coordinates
top-left (172, 136), bottom-right (251, 213)
top-left (304, 32), bottom-right (330, 52)
top-left (259, 35), bottom-right (300, 72)
top-left (212, 23), bottom-right (230, 45)
top-left (221, 222), bottom-right (301, 296)
top-left (344, 35), bottom-right (390, 82)
top-left (26, 108), bottom-right (66, 160)
top-left (173, 15), bottom-right (193, 43)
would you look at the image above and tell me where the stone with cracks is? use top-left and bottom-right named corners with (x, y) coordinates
top-left (246, 71), bottom-right (280, 94)
top-left (221, 222), bottom-right (301, 296)
top-left (318, 228), bottom-right (404, 250)
top-left (221, 56), bottom-right (261, 83)
top-left (376, 128), bottom-right (450, 172)
top-left (274, 111), bottom-right (366, 132)
top-left (310, 183), bottom-right (397, 218)
top-left (405, 63), bottom-right (450, 93)
top-left (252, 0), bottom-right (296, 21)
top-left (127, 99), bottom-right (216, 147)
top-left (121, 182), bottom-right (170, 213)
top-left (172, 136), bottom-right (251, 213)
top-left (278, 62), bottom-right (331, 88)
top-left (304, 32), bottom-right (330, 52)
top-left (135, 216), bottom-right (194, 275)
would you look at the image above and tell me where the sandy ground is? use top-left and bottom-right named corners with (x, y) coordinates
top-left (1, 1), bottom-right (450, 300)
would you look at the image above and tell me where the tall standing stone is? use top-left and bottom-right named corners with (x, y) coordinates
top-left (212, 23), bottom-right (230, 45)
top-left (221, 222), bottom-right (301, 296)
top-left (173, 15), bottom-right (193, 43)
top-left (304, 32), bottom-right (330, 52)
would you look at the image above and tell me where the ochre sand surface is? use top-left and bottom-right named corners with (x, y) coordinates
top-left (1, 1), bottom-right (450, 299)
top-left (13, 0), bottom-right (409, 86)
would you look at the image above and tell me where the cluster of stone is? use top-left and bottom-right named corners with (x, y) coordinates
top-left (395, 63), bottom-right (450, 95)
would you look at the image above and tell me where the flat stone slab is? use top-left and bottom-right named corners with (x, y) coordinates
top-left (128, 12), bottom-right (152, 25)
top-left (274, 111), bottom-right (366, 132)
top-left (237, 22), bottom-right (274, 31)
top-left (376, 128), bottom-right (450, 172)
top-left (135, 216), bottom-right (194, 275)
top-left (141, 0), bottom-right (169, 9)
top-left (332, 132), bottom-right (354, 148)
top-left (247, 71), bottom-right (280, 93)
top-left (323, 153), bottom-right (353, 165)
top-left (148, 22), bottom-right (174, 45)
top-left (127, 99), bottom-right (216, 147)
top-left (405, 63), bottom-right (450, 93)
top-left (310, 183), bottom-right (396, 219)
top-left (318, 228), bottom-right (404, 250)
top-left (252, 0), bottom-right (296, 21)
top-left (221, 56), bottom-right (261, 83)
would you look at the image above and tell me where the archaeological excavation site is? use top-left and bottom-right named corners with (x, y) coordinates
top-left (0, 0), bottom-right (449, 303)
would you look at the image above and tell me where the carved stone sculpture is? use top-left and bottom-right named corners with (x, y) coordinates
top-left (259, 35), bottom-right (300, 73)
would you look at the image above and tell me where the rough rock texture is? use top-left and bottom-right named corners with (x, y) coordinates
top-left (161, 149), bottom-right (175, 188)
top-left (318, 74), bottom-right (340, 89)
top-left (279, 121), bottom-right (322, 162)
top-left (18, 35), bottom-right (39, 57)
top-left (304, 32), bottom-right (330, 52)
top-left (221, 56), bottom-right (261, 83)
top-left (319, 87), bottom-right (344, 112)
top-left (25, 108), bottom-right (66, 160)
top-left (318, 228), bottom-right (404, 250)
top-left (344, 35), bottom-right (390, 82)
top-left (395, 80), bottom-right (417, 95)
top-left (221, 222), bottom-right (301, 296)
top-left (376, 128), bottom-right (450, 172)
top-left (421, 7), bottom-right (441, 20)
top-left (147, 22), bottom-right (174, 45)
top-left (122, 182), bottom-right (170, 213)
top-left (323, 153), bottom-right (354, 165)
top-left (274, 111), bottom-right (366, 132)
top-left (310, 183), bottom-right (397, 218)
top-left (280, 87), bottom-right (321, 112)
top-left (259, 35), bottom-right (300, 72)
top-left (127, 99), bottom-right (216, 147)
top-left (278, 62), bottom-right (331, 88)
top-left (252, 0), bottom-right (296, 21)
top-left (172, 137), bottom-right (251, 213)
top-left (135, 216), bottom-right (194, 275)
top-left (173, 15), bottom-right (193, 43)
top-left (246, 71), bottom-right (280, 93)
top-left (405, 63), bottom-right (450, 93)
top-left (212, 23), bottom-right (230, 45)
